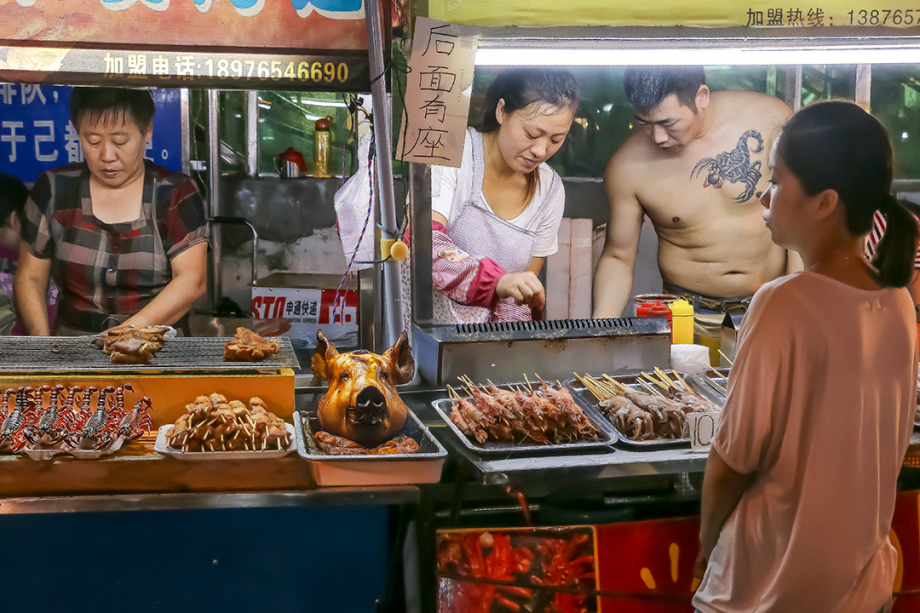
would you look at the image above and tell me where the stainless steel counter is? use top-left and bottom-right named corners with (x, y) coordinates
top-left (0, 486), bottom-right (419, 515)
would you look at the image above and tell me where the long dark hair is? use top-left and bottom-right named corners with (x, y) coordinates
top-left (777, 101), bottom-right (920, 288)
top-left (480, 69), bottom-right (580, 204)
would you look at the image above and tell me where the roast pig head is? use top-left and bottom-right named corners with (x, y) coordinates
top-left (311, 330), bottom-right (415, 448)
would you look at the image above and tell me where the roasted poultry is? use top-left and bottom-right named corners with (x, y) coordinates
top-left (223, 327), bottom-right (281, 362)
top-left (92, 324), bottom-right (168, 364)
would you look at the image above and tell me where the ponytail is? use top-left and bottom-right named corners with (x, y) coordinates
top-left (873, 196), bottom-right (920, 288)
top-left (778, 101), bottom-right (919, 288)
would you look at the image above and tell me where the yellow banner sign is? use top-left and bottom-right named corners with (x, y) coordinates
top-left (430, 0), bottom-right (920, 29)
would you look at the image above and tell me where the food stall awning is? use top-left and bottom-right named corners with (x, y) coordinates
top-left (423, 0), bottom-right (920, 64)
top-left (472, 28), bottom-right (920, 65)
top-left (429, 0), bottom-right (920, 29)
top-left (0, 0), bottom-right (383, 89)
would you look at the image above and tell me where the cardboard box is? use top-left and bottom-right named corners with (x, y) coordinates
top-left (720, 312), bottom-right (744, 366)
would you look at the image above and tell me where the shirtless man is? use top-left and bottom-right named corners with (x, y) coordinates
top-left (593, 67), bottom-right (799, 321)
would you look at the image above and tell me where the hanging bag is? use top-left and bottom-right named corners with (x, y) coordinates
top-left (333, 133), bottom-right (376, 271)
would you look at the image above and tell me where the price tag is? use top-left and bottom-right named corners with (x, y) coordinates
top-left (686, 411), bottom-right (721, 450)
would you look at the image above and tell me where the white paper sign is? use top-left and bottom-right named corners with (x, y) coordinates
top-left (686, 411), bottom-right (721, 450)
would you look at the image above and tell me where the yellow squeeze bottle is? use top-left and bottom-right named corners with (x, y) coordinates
top-left (669, 299), bottom-right (694, 344)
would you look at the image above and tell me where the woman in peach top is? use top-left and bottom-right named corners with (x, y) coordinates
top-left (693, 101), bottom-right (919, 612)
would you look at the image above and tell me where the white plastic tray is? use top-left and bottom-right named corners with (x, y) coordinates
top-left (22, 447), bottom-right (69, 461)
top-left (19, 437), bottom-right (126, 461)
top-left (64, 436), bottom-right (126, 460)
top-left (153, 423), bottom-right (296, 460)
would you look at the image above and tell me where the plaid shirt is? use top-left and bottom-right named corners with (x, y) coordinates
top-left (21, 161), bottom-right (209, 333)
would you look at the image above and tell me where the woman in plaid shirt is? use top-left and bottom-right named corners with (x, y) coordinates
top-left (14, 88), bottom-right (209, 335)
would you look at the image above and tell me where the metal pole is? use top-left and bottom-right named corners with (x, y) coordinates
top-left (180, 89), bottom-right (191, 176)
top-left (365, 0), bottom-right (403, 351)
top-left (854, 64), bottom-right (872, 111)
top-left (358, 268), bottom-right (376, 350)
top-left (409, 162), bottom-right (433, 326)
top-left (785, 66), bottom-right (802, 112)
top-left (207, 90), bottom-right (222, 313)
top-left (244, 91), bottom-right (259, 178)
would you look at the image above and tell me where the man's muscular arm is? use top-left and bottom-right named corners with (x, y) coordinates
top-left (593, 154), bottom-right (645, 318)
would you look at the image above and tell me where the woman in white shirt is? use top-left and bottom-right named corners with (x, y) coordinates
top-left (693, 101), bottom-right (919, 613)
top-left (420, 69), bottom-right (580, 324)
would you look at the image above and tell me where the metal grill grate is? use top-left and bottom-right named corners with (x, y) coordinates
top-left (454, 317), bottom-right (640, 336)
top-left (0, 336), bottom-right (301, 372)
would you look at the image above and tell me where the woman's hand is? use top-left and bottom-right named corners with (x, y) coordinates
top-left (695, 448), bottom-right (751, 583)
top-left (496, 271), bottom-right (545, 311)
top-left (693, 547), bottom-right (709, 580)
top-left (121, 242), bottom-right (207, 329)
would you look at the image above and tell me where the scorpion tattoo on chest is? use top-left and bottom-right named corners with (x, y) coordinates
top-left (690, 129), bottom-right (764, 203)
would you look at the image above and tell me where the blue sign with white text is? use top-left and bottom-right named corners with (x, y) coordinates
top-left (0, 85), bottom-right (183, 184)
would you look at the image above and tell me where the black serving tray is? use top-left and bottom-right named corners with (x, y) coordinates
top-left (430, 381), bottom-right (614, 457)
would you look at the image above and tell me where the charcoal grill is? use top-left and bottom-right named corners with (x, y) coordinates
top-left (412, 317), bottom-right (670, 385)
top-left (0, 336), bottom-right (300, 373)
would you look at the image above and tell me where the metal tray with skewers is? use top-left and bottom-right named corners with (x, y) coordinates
top-left (565, 369), bottom-right (724, 449)
top-left (430, 376), bottom-right (615, 457)
top-left (692, 367), bottom-right (731, 403)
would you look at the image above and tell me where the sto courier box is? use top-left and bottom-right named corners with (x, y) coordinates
top-left (251, 273), bottom-right (358, 341)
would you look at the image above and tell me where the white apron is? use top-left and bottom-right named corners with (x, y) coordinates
top-left (436, 129), bottom-right (536, 323)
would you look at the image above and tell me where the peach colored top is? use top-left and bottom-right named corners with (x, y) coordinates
top-left (694, 272), bottom-right (917, 613)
